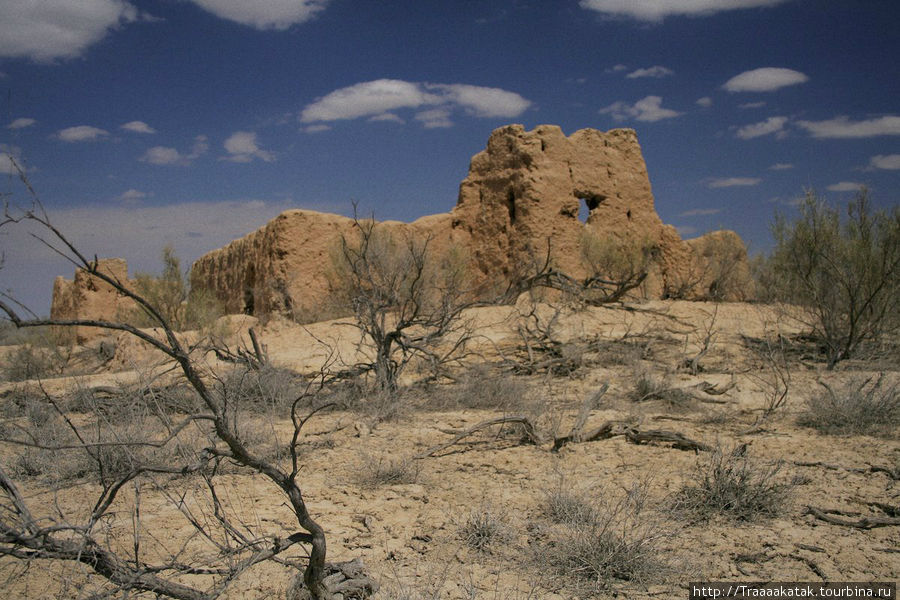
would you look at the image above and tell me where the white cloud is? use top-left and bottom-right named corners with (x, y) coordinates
top-left (599, 95), bottom-right (682, 122)
top-left (300, 79), bottom-right (440, 123)
top-left (415, 108), bottom-right (454, 129)
top-left (735, 116), bottom-right (788, 139)
top-left (869, 154), bottom-right (900, 170)
top-left (675, 225), bottom-right (698, 237)
top-left (0, 0), bottom-right (137, 62)
top-left (222, 131), bottom-right (275, 163)
top-left (707, 177), bottom-right (762, 188)
top-left (626, 66), bottom-right (674, 79)
top-left (430, 84), bottom-right (532, 118)
top-left (368, 113), bottom-right (404, 124)
top-left (303, 124), bottom-right (331, 133)
top-left (826, 181), bottom-right (864, 192)
top-left (769, 163), bottom-right (794, 170)
top-left (299, 79), bottom-right (531, 127)
top-left (1, 144), bottom-right (26, 175)
top-left (188, 0), bottom-right (329, 30)
top-left (579, 0), bottom-right (788, 22)
top-left (8, 118), bottom-right (36, 129)
top-left (696, 97), bottom-right (713, 108)
top-left (121, 120), bottom-right (156, 134)
top-left (117, 188), bottom-right (148, 203)
top-left (606, 64), bottom-right (628, 73)
top-left (140, 135), bottom-right (208, 165)
top-left (739, 101), bottom-right (766, 109)
top-left (679, 208), bottom-right (722, 217)
top-left (57, 125), bottom-right (109, 142)
top-left (796, 116), bottom-right (900, 138)
top-left (723, 68), bottom-right (808, 92)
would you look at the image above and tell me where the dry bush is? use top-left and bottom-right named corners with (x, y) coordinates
top-left (457, 505), bottom-right (512, 553)
top-left (629, 366), bottom-right (692, 406)
top-left (543, 487), bottom-right (598, 527)
top-left (330, 211), bottom-right (477, 392)
top-left (217, 363), bottom-right (310, 414)
top-left (579, 232), bottom-right (656, 303)
top-left (440, 365), bottom-right (535, 411)
top-left (355, 452), bottom-right (420, 488)
top-left (541, 481), bottom-right (669, 592)
top-left (671, 444), bottom-right (792, 522)
top-left (797, 375), bottom-right (899, 437)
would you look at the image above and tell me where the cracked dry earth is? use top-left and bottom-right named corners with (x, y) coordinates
top-left (1, 301), bottom-right (898, 599)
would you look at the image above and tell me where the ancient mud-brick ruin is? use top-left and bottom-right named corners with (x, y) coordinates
top-left (53, 125), bottom-right (753, 333)
top-left (50, 258), bottom-right (136, 343)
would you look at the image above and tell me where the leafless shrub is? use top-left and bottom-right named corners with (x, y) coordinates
top-left (1, 167), bottom-right (374, 599)
top-left (330, 208), bottom-right (478, 392)
top-left (671, 444), bottom-right (792, 522)
top-left (542, 481), bottom-right (669, 592)
top-left (797, 375), bottom-right (899, 437)
top-left (355, 452), bottom-right (420, 488)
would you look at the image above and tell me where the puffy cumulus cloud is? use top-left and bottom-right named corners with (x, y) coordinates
top-left (299, 79), bottom-right (531, 127)
top-left (626, 66), bottom-right (674, 79)
top-left (696, 97), bottom-right (713, 108)
top-left (769, 163), bottom-right (794, 170)
top-left (140, 135), bottom-right (208, 165)
top-left (121, 120), bottom-right (156, 134)
top-left (723, 68), bottom-right (808, 92)
top-left (707, 177), bottom-right (762, 188)
top-left (579, 0), bottom-right (788, 22)
top-left (826, 181), bottom-right (864, 192)
top-left (869, 154), bottom-right (900, 170)
top-left (739, 101), bottom-right (766, 109)
top-left (189, 0), bottom-right (329, 30)
top-left (599, 96), bottom-right (682, 122)
top-left (796, 115), bottom-right (900, 138)
top-left (8, 118), bottom-right (36, 129)
top-left (57, 125), bottom-right (109, 142)
top-left (430, 84), bottom-right (532, 118)
top-left (222, 131), bottom-right (275, 163)
top-left (0, 0), bottom-right (137, 62)
top-left (735, 116), bottom-right (788, 139)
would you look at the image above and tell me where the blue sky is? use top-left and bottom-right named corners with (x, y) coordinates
top-left (2, 0), bottom-right (899, 313)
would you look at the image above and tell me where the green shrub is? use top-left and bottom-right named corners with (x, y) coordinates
top-left (767, 189), bottom-right (900, 368)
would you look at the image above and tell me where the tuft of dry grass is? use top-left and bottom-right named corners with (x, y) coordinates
top-left (540, 481), bottom-right (670, 592)
top-left (671, 444), bottom-right (793, 522)
top-left (457, 505), bottom-right (512, 553)
top-left (354, 452), bottom-right (420, 488)
top-left (797, 375), bottom-right (899, 437)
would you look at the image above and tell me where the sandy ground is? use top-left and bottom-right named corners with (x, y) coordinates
top-left (1, 300), bottom-right (897, 599)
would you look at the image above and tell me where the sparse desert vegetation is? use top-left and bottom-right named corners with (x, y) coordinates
top-left (1, 161), bottom-right (898, 600)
